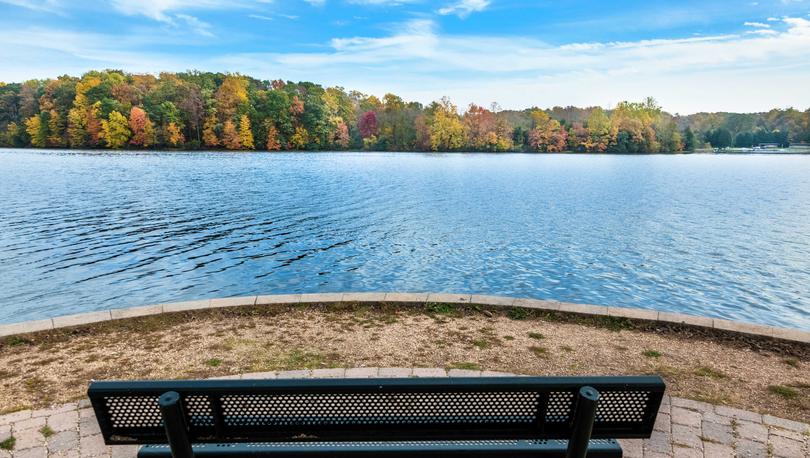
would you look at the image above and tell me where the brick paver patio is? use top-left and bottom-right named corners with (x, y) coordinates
top-left (1, 368), bottom-right (807, 457)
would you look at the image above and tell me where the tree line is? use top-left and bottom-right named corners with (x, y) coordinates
top-left (1, 70), bottom-right (808, 152)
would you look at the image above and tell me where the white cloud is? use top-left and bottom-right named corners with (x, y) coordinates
top-left (176, 13), bottom-right (214, 37)
top-left (0, 0), bottom-right (62, 13)
top-left (2, 16), bottom-right (810, 114)
top-left (744, 21), bottom-right (771, 27)
top-left (437, 0), bottom-right (490, 18)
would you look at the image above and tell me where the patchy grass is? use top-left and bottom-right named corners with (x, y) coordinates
top-left (426, 303), bottom-right (457, 315)
top-left (204, 358), bottom-right (223, 367)
top-left (560, 345), bottom-right (574, 352)
top-left (2, 336), bottom-right (32, 348)
top-left (529, 346), bottom-right (549, 357)
top-left (449, 362), bottom-right (482, 371)
top-left (768, 385), bottom-right (799, 399)
top-left (527, 332), bottom-right (544, 340)
top-left (694, 366), bottom-right (728, 379)
top-left (642, 350), bottom-right (662, 358)
top-left (507, 308), bottom-right (529, 320)
top-left (472, 339), bottom-right (491, 350)
top-left (39, 425), bottom-right (54, 438)
top-left (783, 358), bottom-right (799, 368)
top-left (0, 436), bottom-right (14, 451)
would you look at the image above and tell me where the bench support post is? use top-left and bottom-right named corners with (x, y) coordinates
top-left (566, 386), bottom-right (600, 458)
top-left (158, 391), bottom-right (194, 458)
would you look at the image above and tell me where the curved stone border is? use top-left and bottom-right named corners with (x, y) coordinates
top-left (1, 367), bottom-right (808, 458)
top-left (1, 292), bottom-right (808, 344)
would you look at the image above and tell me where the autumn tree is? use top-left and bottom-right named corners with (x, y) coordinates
top-left (100, 110), bottom-right (131, 149)
top-left (221, 119), bottom-right (240, 150)
top-left (265, 120), bottom-right (281, 150)
top-left (428, 98), bottom-right (465, 151)
top-left (202, 114), bottom-right (219, 147)
top-left (128, 106), bottom-right (156, 147)
top-left (528, 110), bottom-right (567, 152)
top-left (586, 107), bottom-right (614, 152)
top-left (25, 114), bottom-right (47, 147)
top-left (358, 111), bottom-right (378, 139)
top-left (238, 114), bottom-right (254, 149)
top-left (165, 122), bottom-right (185, 147)
top-left (214, 76), bottom-right (248, 121)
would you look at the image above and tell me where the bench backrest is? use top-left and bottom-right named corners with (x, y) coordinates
top-left (88, 376), bottom-right (665, 445)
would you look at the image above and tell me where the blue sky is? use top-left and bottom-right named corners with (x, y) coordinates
top-left (1, 0), bottom-right (810, 114)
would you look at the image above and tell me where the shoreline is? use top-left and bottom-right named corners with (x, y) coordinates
top-left (2, 293), bottom-right (808, 344)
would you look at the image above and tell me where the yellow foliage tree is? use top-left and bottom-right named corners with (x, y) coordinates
top-left (25, 115), bottom-right (46, 147)
top-left (429, 98), bottom-right (465, 151)
top-left (289, 126), bottom-right (309, 150)
top-left (100, 110), bottom-right (131, 149)
top-left (238, 114), bottom-right (254, 149)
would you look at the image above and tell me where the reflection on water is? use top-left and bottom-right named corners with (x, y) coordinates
top-left (0, 150), bottom-right (809, 330)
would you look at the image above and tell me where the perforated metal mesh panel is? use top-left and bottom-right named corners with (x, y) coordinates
top-left (105, 396), bottom-right (162, 428)
top-left (221, 392), bottom-right (540, 426)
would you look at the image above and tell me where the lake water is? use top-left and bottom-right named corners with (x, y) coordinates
top-left (1, 150), bottom-right (809, 330)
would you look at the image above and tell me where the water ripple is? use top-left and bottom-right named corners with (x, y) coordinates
top-left (0, 150), bottom-right (809, 329)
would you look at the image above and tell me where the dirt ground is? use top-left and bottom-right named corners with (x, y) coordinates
top-left (1, 302), bottom-right (808, 422)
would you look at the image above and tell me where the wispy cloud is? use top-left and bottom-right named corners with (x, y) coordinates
top-left (437, 0), bottom-right (490, 18)
top-left (744, 21), bottom-right (771, 27)
top-left (0, 0), bottom-right (62, 14)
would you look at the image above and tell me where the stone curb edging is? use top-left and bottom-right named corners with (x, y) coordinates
top-left (1, 292), bottom-right (808, 344)
top-left (0, 368), bottom-right (808, 458)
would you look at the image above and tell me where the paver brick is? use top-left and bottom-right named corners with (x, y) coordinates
top-left (14, 447), bottom-right (48, 458)
top-left (0, 410), bottom-right (31, 425)
top-left (15, 427), bottom-right (45, 450)
top-left (46, 430), bottom-right (78, 453)
top-left (703, 441), bottom-right (734, 457)
top-left (767, 434), bottom-right (805, 458)
top-left (736, 420), bottom-right (768, 443)
top-left (671, 407), bottom-right (702, 428)
top-left (79, 434), bottom-right (108, 457)
top-left (448, 369), bottom-right (482, 377)
top-left (377, 367), bottom-right (412, 377)
top-left (276, 370), bottom-right (311, 379)
top-left (701, 420), bottom-right (733, 445)
top-left (618, 439), bottom-right (643, 458)
top-left (715, 405), bottom-right (763, 423)
top-left (762, 415), bottom-right (809, 433)
top-left (670, 397), bottom-right (713, 413)
top-left (12, 417), bottom-right (46, 432)
top-left (653, 413), bottom-right (671, 433)
top-left (671, 445), bottom-right (701, 458)
top-left (345, 367), bottom-right (379, 378)
top-left (79, 417), bottom-right (101, 437)
top-left (643, 429), bottom-right (673, 455)
top-left (47, 412), bottom-right (78, 433)
top-left (735, 438), bottom-right (768, 458)
top-left (411, 368), bottom-right (447, 377)
top-left (671, 424), bottom-right (703, 450)
top-left (310, 368), bottom-right (346, 378)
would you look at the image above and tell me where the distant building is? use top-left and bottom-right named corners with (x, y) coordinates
top-left (757, 143), bottom-right (779, 149)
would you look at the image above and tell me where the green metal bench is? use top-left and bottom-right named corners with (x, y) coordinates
top-left (88, 376), bottom-right (666, 458)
